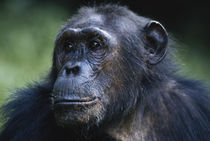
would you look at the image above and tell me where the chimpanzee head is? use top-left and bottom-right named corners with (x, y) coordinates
top-left (51, 5), bottom-right (168, 128)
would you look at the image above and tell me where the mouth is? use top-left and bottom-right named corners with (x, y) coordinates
top-left (53, 96), bottom-right (99, 105)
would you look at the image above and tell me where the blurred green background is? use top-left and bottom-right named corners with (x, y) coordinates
top-left (0, 0), bottom-right (210, 106)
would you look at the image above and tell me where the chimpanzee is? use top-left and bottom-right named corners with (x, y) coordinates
top-left (0, 4), bottom-right (209, 141)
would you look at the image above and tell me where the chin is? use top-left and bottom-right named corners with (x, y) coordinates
top-left (53, 97), bottom-right (105, 128)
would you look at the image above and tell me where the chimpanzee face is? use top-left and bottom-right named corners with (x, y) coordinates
top-left (51, 8), bottom-right (168, 128)
top-left (52, 25), bottom-right (119, 127)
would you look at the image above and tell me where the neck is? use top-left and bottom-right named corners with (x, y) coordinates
top-left (105, 108), bottom-right (142, 141)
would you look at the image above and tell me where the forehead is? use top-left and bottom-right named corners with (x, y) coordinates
top-left (69, 12), bottom-right (104, 28)
top-left (68, 9), bottom-right (139, 34)
top-left (87, 14), bottom-right (103, 23)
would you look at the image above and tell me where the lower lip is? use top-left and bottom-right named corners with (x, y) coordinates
top-left (53, 97), bottom-right (99, 105)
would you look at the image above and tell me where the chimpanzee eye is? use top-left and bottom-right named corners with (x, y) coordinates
top-left (89, 40), bottom-right (102, 50)
top-left (64, 42), bottom-right (73, 52)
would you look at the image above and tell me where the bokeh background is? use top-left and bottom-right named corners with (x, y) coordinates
top-left (0, 0), bottom-right (210, 106)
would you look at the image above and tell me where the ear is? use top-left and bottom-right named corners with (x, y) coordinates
top-left (142, 21), bottom-right (168, 65)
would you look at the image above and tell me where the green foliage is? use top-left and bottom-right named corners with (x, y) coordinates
top-left (176, 43), bottom-right (210, 84)
top-left (0, 4), bottom-right (68, 105)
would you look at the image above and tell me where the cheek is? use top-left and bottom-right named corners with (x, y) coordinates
top-left (97, 65), bottom-right (138, 119)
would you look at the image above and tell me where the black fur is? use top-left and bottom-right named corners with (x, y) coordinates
top-left (0, 5), bottom-right (209, 141)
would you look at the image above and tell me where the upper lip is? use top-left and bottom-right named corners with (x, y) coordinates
top-left (53, 96), bottom-right (98, 105)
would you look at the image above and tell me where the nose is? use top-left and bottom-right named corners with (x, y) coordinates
top-left (62, 63), bottom-right (81, 76)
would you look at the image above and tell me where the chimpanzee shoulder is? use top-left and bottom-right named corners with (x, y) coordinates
top-left (144, 76), bottom-right (210, 141)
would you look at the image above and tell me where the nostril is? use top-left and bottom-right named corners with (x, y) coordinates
top-left (65, 67), bottom-right (71, 75)
top-left (65, 65), bottom-right (80, 76)
top-left (72, 66), bottom-right (80, 75)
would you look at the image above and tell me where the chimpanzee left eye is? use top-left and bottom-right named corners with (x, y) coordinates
top-left (89, 40), bottom-right (102, 49)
